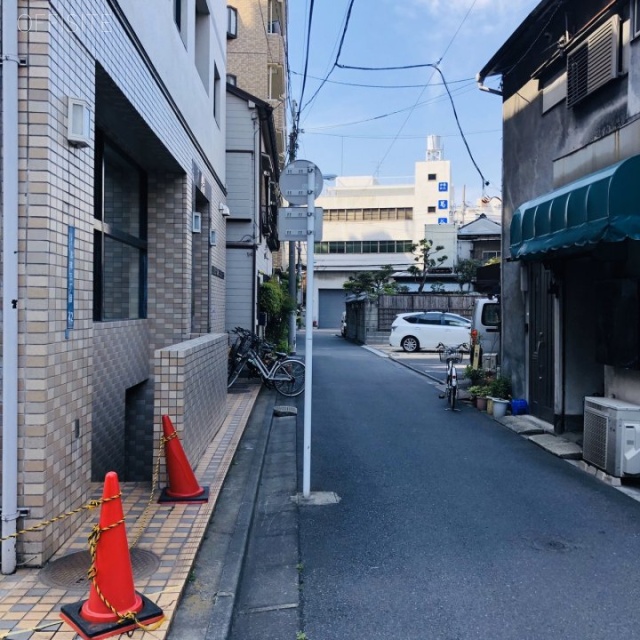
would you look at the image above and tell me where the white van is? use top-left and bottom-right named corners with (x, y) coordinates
top-left (471, 297), bottom-right (500, 356)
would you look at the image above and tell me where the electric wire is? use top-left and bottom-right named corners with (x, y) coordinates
top-left (291, 70), bottom-right (475, 90)
top-left (299, 0), bottom-right (357, 116)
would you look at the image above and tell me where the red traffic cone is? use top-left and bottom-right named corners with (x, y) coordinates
top-left (60, 472), bottom-right (164, 639)
top-left (158, 415), bottom-right (209, 503)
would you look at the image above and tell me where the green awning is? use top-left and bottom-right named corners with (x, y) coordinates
top-left (510, 155), bottom-right (640, 260)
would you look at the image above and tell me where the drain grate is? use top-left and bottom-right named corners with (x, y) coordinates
top-left (39, 548), bottom-right (160, 591)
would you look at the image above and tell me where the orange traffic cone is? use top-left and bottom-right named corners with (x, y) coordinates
top-left (158, 415), bottom-right (209, 503)
top-left (60, 472), bottom-right (164, 640)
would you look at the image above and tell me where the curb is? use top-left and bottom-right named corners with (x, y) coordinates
top-left (203, 391), bottom-right (277, 640)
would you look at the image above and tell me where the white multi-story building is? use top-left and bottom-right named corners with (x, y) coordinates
top-left (312, 137), bottom-right (455, 327)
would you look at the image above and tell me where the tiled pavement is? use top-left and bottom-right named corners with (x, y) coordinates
top-left (0, 381), bottom-right (262, 640)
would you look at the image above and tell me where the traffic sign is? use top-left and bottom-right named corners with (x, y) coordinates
top-left (279, 160), bottom-right (323, 205)
top-left (278, 207), bottom-right (323, 241)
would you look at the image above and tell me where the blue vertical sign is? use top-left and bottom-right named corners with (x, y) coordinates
top-left (66, 226), bottom-right (75, 338)
top-left (438, 200), bottom-right (448, 209)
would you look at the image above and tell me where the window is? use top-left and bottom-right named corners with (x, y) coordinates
top-left (94, 137), bottom-right (147, 321)
top-left (419, 312), bottom-right (442, 325)
top-left (213, 64), bottom-right (221, 124)
top-left (174, 0), bottom-right (187, 45)
top-left (195, 0), bottom-right (211, 90)
top-left (227, 74), bottom-right (237, 86)
top-left (268, 0), bottom-right (283, 34)
top-left (227, 6), bottom-right (238, 38)
top-left (482, 250), bottom-right (500, 261)
top-left (428, 173), bottom-right (437, 181)
top-left (428, 206), bottom-right (436, 213)
top-left (267, 64), bottom-right (284, 100)
top-left (444, 313), bottom-right (469, 327)
top-left (634, 0), bottom-right (640, 38)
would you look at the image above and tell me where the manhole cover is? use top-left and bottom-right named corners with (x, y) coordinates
top-left (39, 548), bottom-right (160, 591)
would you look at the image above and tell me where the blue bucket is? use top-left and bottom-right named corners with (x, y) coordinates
top-left (510, 399), bottom-right (528, 415)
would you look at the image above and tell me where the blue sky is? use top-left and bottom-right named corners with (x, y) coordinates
top-left (287, 0), bottom-right (540, 205)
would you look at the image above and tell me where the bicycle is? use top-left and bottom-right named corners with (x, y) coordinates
top-left (228, 333), bottom-right (305, 396)
top-left (436, 342), bottom-right (469, 411)
top-left (228, 327), bottom-right (255, 387)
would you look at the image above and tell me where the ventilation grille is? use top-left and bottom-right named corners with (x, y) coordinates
top-left (566, 16), bottom-right (619, 108)
top-left (583, 408), bottom-right (608, 470)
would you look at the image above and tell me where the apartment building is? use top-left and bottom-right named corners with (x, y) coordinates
top-left (1, 0), bottom-right (228, 569)
top-left (225, 0), bottom-right (288, 330)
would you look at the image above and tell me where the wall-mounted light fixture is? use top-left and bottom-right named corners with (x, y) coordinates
top-left (209, 229), bottom-right (217, 246)
top-left (66, 97), bottom-right (91, 147)
top-left (192, 211), bottom-right (202, 233)
top-left (219, 203), bottom-right (231, 216)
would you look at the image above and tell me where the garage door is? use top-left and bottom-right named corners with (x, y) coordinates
top-left (318, 289), bottom-right (347, 329)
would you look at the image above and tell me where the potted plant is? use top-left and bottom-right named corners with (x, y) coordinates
top-left (487, 376), bottom-right (512, 418)
top-left (468, 384), bottom-right (490, 410)
top-left (488, 375), bottom-right (512, 400)
top-left (463, 365), bottom-right (486, 387)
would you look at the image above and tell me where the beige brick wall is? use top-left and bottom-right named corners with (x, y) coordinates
top-left (227, 0), bottom-right (287, 149)
top-left (154, 333), bottom-right (228, 482)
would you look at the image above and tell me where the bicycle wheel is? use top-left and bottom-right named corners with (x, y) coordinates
top-left (228, 358), bottom-right (247, 388)
top-left (449, 384), bottom-right (457, 410)
top-left (272, 359), bottom-right (305, 397)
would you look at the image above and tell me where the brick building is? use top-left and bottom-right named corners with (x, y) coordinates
top-left (0, 0), bottom-right (229, 569)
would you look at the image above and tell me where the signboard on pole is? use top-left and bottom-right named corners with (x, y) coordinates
top-left (278, 206), bottom-right (323, 241)
top-left (279, 159), bottom-right (324, 205)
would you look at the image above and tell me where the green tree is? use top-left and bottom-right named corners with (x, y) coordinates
top-left (343, 265), bottom-right (401, 297)
top-left (407, 239), bottom-right (448, 293)
top-left (454, 258), bottom-right (482, 291)
top-left (258, 279), bottom-right (296, 347)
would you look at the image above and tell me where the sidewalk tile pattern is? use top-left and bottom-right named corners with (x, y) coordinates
top-left (0, 382), bottom-right (261, 640)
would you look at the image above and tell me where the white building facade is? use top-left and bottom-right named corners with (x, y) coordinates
top-left (312, 139), bottom-right (454, 327)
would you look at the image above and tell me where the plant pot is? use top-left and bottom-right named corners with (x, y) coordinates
top-left (476, 396), bottom-right (487, 411)
top-left (493, 398), bottom-right (509, 418)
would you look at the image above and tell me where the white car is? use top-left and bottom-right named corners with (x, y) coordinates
top-left (389, 311), bottom-right (471, 353)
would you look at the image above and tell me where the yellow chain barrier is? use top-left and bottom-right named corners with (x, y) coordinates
top-left (0, 430), bottom-right (181, 633)
top-left (0, 494), bottom-right (120, 543)
top-left (128, 430), bottom-right (175, 548)
top-left (87, 520), bottom-right (165, 632)
top-left (0, 430), bottom-right (177, 546)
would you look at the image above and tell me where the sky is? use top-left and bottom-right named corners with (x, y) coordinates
top-left (286, 0), bottom-right (541, 206)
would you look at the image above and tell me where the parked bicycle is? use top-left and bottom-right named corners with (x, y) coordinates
top-left (436, 342), bottom-right (469, 411)
top-left (227, 329), bottom-right (305, 396)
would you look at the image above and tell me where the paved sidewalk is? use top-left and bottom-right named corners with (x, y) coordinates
top-left (0, 380), bottom-right (262, 640)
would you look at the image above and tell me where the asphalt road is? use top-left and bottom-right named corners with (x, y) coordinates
top-left (298, 331), bottom-right (640, 640)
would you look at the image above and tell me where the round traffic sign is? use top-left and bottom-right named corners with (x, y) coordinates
top-left (279, 160), bottom-right (324, 205)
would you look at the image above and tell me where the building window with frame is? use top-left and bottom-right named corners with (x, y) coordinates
top-left (634, 0), bottom-right (640, 38)
top-left (428, 173), bottom-right (437, 180)
top-left (213, 64), bottom-right (221, 124)
top-left (174, 0), bottom-right (187, 45)
top-left (94, 136), bottom-right (147, 321)
top-left (227, 5), bottom-right (238, 38)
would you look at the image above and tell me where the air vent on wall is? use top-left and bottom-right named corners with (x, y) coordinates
top-left (566, 15), bottom-right (620, 108)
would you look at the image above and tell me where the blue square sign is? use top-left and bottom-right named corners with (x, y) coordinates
top-left (438, 182), bottom-right (448, 192)
top-left (438, 217), bottom-right (448, 225)
top-left (438, 200), bottom-right (448, 209)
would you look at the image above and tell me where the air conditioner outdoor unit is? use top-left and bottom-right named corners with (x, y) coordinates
top-left (583, 396), bottom-right (640, 477)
